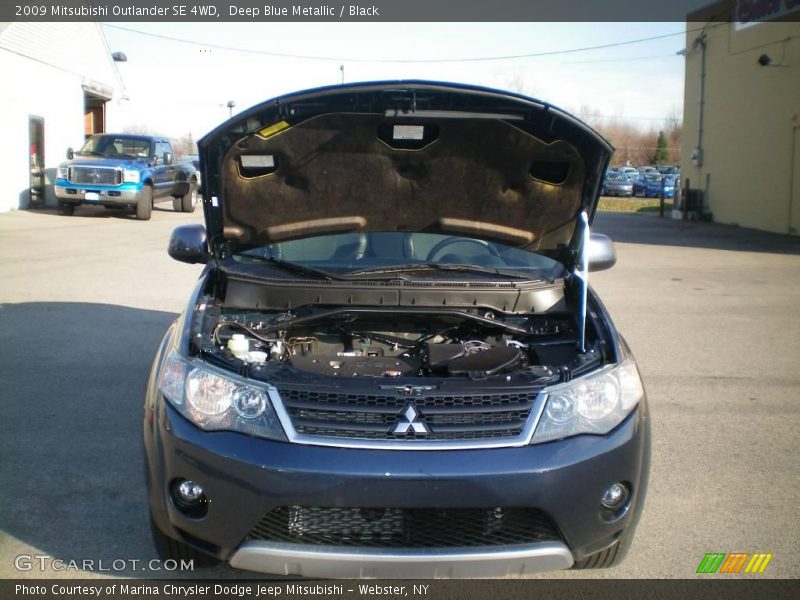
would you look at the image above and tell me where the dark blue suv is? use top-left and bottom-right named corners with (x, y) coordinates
top-left (144, 81), bottom-right (650, 578)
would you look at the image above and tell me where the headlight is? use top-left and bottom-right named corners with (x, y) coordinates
top-left (157, 350), bottom-right (286, 441)
top-left (56, 166), bottom-right (68, 180)
top-left (531, 359), bottom-right (643, 444)
top-left (122, 169), bottom-right (140, 183)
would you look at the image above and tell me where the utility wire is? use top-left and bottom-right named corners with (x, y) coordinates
top-left (102, 23), bottom-right (702, 64)
top-left (557, 53), bottom-right (677, 65)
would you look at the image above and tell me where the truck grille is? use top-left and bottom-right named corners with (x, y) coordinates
top-left (248, 506), bottom-right (561, 548)
top-left (275, 387), bottom-right (538, 444)
top-left (69, 167), bottom-right (120, 186)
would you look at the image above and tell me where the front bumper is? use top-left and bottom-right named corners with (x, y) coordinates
top-left (145, 389), bottom-right (650, 577)
top-left (54, 180), bottom-right (141, 206)
top-left (229, 541), bottom-right (573, 578)
top-left (603, 186), bottom-right (633, 196)
top-left (644, 187), bottom-right (674, 198)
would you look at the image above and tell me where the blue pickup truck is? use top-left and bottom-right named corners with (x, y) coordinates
top-left (54, 134), bottom-right (199, 220)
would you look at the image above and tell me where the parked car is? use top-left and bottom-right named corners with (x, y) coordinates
top-left (602, 172), bottom-right (634, 197)
top-left (657, 165), bottom-right (680, 176)
top-left (636, 166), bottom-right (658, 175)
top-left (618, 166), bottom-right (639, 181)
top-left (633, 173), bottom-right (675, 198)
top-left (145, 81), bottom-right (651, 578)
top-left (54, 134), bottom-right (199, 220)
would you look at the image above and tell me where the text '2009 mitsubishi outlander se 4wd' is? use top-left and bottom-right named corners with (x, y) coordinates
top-left (144, 81), bottom-right (651, 578)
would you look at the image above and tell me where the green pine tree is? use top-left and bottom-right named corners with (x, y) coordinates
top-left (652, 131), bottom-right (669, 164)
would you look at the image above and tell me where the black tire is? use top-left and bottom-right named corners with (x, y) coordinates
top-left (136, 185), bottom-right (153, 221)
top-left (149, 515), bottom-right (219, 568)
top-left (173, 181), bottom-right (197, 213)
top-left (57, 201), bottom-right (75, 216)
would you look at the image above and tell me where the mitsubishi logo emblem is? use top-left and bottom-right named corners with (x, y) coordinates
top-left (392, 404), bottom-right (429, 436)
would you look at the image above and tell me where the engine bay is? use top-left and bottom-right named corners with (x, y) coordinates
top-left (190, 296), bottom-right (600, 381)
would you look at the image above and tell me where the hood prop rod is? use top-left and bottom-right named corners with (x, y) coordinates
top-left (574, 210), bottom-right (590, 353)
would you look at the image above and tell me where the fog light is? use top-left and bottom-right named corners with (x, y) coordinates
top-left (601, 482), bottom-right (629, 509)
top-left (170, 479), bottom-right (209, 519)
top-left (177, 480), bottom-right (204, 503)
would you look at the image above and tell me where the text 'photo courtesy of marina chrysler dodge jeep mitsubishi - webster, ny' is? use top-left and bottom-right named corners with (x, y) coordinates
top-left (144, 81), bottom-right (651, 578)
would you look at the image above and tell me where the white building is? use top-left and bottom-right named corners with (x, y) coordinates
top-left (0, 22), bottom-right (126, 211)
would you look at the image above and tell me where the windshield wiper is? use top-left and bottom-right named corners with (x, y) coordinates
top-left (235, 255), bottom-right (338, 281)
top-left (344, 262), bottom-right (532, 280)
top-left (76, 151), bottom-right (104, 157)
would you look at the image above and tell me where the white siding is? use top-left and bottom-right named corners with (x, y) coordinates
top-left (0, 23), bottom-right (123, 211)
top-left (0, 22), bottom-right (119, 93)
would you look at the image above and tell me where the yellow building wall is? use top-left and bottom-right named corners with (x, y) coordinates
top-left (681, 20), bottom-right (800, 234)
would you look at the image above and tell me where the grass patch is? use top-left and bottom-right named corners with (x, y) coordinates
top-left (598, 197), bottom-right (673, 213)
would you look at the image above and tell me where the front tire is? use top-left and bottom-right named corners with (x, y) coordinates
top-left (57, 202), bottom-right (75, 216)
top-left (136, 185), bottom-right (153, 221)
top-left (173, 181), bottom-right (197, 213)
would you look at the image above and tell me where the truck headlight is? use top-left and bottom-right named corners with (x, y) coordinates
top-left (122, 169), bottom-right (140, 183)
top-left (531, 359), bottom-right (643, 444)
top-left (158, 350), bottom-right (286, 441)
top-left (56, 166), bottom-right (68, 180)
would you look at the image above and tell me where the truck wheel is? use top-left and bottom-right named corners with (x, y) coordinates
top-left (136, 186), bottom-right (153, 221)
top-left (150, 515), bottom-right (219, 568)
top-left (57, 202), bottom-right (75, 216)
top-left (173, 181), bottom-right (197, 213)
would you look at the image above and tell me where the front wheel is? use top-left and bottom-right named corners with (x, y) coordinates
top-left (57, 202), bottom-right (75, 216)
top-left (173, 181), bottom-right (197, 213)
top-left (136, 186), bottom-right (153, 221)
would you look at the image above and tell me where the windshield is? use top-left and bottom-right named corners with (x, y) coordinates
top-left (78, 135), bottom-right (152, 159)
top-left (606, 174), bottom-right (628, 182)
top-left (232, 232), bottom-right (564, 280)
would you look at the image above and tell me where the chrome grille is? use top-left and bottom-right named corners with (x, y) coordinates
top-left (248, 506), bottom-right (561, 548)
top-left (69, 166), bottom-right (120, 185)
top-left (275, 387), bottom-right (539, 444)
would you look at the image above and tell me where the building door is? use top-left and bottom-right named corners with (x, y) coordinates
top-left (29, 116), bottom-right (45, 207)
top-left (84, 92), bottom-right (106, 139)
top-left (791, 127), bottom-right (800, 235)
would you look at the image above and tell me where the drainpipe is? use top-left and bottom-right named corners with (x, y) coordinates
top-left (692, 34), bottom-right (707, 168)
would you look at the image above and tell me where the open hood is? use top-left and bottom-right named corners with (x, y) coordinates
top-left (198, 81), bottom-right (612, 255)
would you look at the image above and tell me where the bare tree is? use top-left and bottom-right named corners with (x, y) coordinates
top-left (122, 124), bottom-right (154, 135)
top-left (663, 106), bottom-right (683, 164)
top-left (502, 72), bottom-right (538, 98)
top-left (171, 132), bottom-right (197, 157)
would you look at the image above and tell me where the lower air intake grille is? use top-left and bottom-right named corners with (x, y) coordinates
top-left (248, 506), bottom-right (561, 548)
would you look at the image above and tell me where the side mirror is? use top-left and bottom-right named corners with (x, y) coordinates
top-left (163, 152), bottom-right (173, 165)
top-left (66, 148), bottom-right (74, 160)
top-left (168, 224), bottom-right (209, 264)
top-left (587, 233), bottom-right (617, 272)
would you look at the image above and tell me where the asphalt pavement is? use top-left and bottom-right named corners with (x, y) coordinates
top-left (0, 204), bottom-right (798, 579)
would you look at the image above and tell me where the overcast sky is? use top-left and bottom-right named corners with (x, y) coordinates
top-left (102, 22), bottom-right (687, 140)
